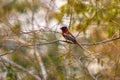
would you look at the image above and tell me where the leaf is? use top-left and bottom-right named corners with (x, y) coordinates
top-left (53, 12), bottom-right (64, 22)
top-left (107, 26), bottom-right (115, 38)
top-left (11, 22), bottom-right (21, 36)
top-left (6, 66), bottom-right (17, 80)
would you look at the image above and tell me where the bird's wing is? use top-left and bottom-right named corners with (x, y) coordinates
top-left (63, 33), bottom-right (77, 43)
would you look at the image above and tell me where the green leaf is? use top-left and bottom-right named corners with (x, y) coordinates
top-left (53, 12), bottom-right (64, 22)
top-left (6, 66), bottom-right (17, 80)
top-left (107, 26), bottom-right (115, 38)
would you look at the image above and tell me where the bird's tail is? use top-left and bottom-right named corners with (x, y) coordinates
top-left (76, 42), bottom-right (84, 50)
top-left (76, 42), bottom-right (93, 54)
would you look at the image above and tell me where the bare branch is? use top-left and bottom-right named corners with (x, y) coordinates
top-left (0, 52), bottom-right (12, 57)
top-left (0, 56), bottom-right (41, 80)
top-left (81, 37), bottom-right (120, 46)
top-left (20, 29), bottom-right (60, 34)
top-left (1, 36), bottom-right (120, 57)
top-left (35, 36), bottom-right (120, 46)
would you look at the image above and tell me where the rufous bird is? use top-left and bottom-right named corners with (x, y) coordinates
top-left (60, 26), bottom-right (84, 49)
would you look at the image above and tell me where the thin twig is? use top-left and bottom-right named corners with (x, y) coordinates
top-left (68, 9), bottom-right (73, 29)
top-left (72, 54), bottom-right (97, 80)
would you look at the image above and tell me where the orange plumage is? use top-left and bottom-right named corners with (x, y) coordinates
top-left (60, 26), bottom-right (84, 49)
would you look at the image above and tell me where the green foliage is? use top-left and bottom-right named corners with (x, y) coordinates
top-left (14, 0), bottom-right (39, 13)
top-left (53, 12), bottom-right (64, 22)
top-left (10, 51), bottom-right (32, 68)
top-left (0, 0), bottom-right (39, 17)
top-left (54, 0), bottom-right (120, 34)
top-left (2, 0), bottom-right (16, 13)
top-left (11, 22), bottom-right (21, 36)
top-left (0, 0), bottom-right (120, 80)
top-left (14, 1), bottom-right (28, 13)
top-left (21, 75), bottom-right (36, 80)
top-left (107, 26), bottom-right (115, 38)
top-left (53, 1), bottom-right (120, 79)
top-left (6, 66), bottom-right (17, 80)
top-left (76, 18), bottom-right (92, 32)
top-left (72, 1), bottom-right (86, 14)
top-left (42, 33), bottom-right (65, 80)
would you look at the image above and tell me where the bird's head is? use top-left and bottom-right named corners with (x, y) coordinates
top-left (60, 26), bottom-right (68, 31)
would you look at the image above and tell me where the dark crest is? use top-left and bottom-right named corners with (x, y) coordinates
top-left (60, 26), bottom-right (67, 30)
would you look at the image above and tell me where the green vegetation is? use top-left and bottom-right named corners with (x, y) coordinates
top-left (0, 0), bottom-right (120, 80)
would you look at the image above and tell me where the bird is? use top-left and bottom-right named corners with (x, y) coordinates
top-left (60, 26), bottom-right (84, 49)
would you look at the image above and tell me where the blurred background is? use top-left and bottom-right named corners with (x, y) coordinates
top-left (0, 0), bottom-right (120, 80)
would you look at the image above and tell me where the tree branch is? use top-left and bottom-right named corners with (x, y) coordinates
top-left (0, 56), bottom-right (41, 80)
top-left (35, 37), bottom-right (120, 46)
top-left (81, 37), bottom-right (120, 46)
top-left (1, 37), bottom-right (120, 57)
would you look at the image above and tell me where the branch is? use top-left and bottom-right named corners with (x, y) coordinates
top-left (0, 56), bottom-right (41, 80)
top-left (0, 52), bottom-right (12, 57)
top-left (11, 36), bottom-right (120, 48)
top-left (20, 29), bottom-right (60, 34)
top-left (72, 54), bottom-right (97, 80)
top-left (36, 37), bottom-right (120, 46)
top-left (1, 37), bottom-right (120, 57)
top-left (1, 36), bottom-right (120, 49)
top-left (81, 37), bottom-right (120, 46)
